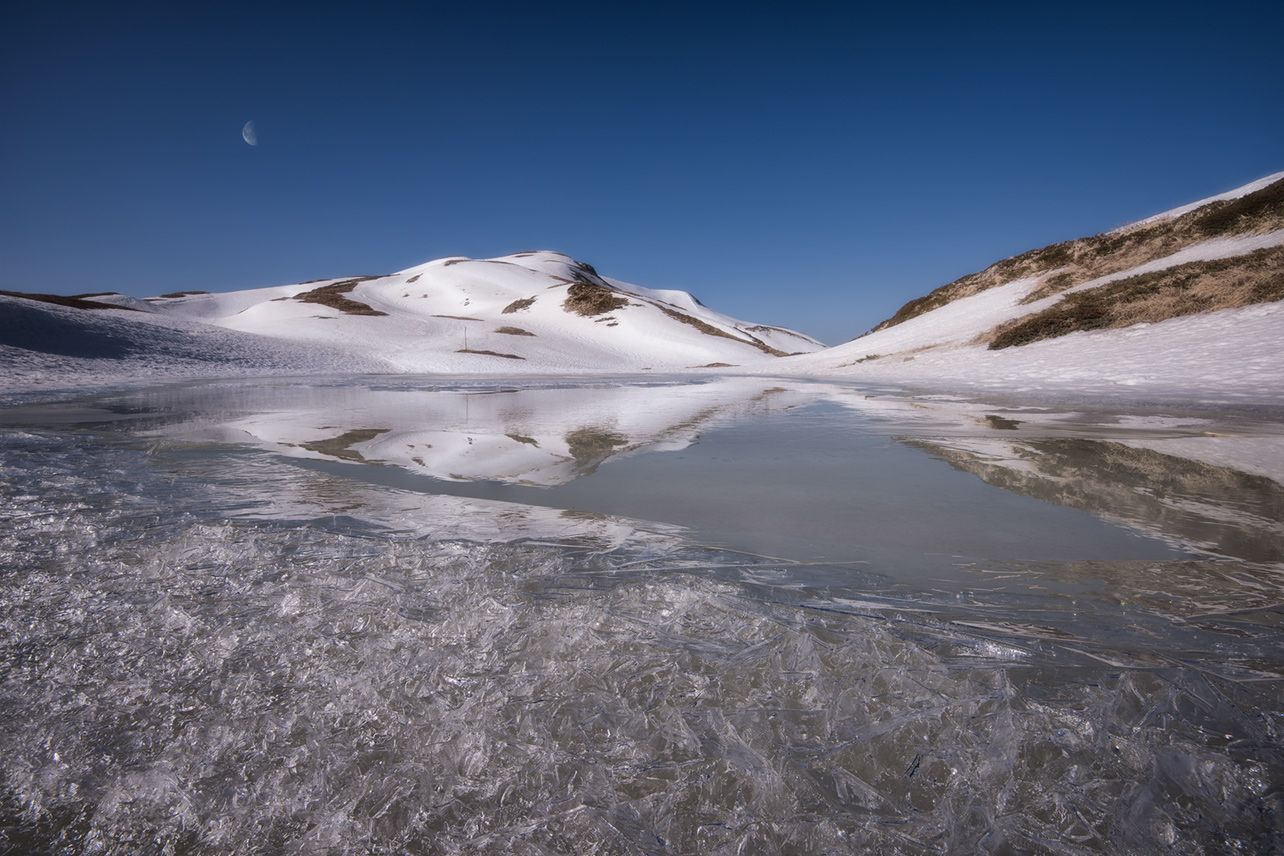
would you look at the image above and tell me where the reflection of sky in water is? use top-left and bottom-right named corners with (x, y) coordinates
top-left (1, 377), bottom-right (1282, 853)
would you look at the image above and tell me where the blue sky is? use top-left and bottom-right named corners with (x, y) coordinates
top-left (3, 1), bottom-right (1281, 343)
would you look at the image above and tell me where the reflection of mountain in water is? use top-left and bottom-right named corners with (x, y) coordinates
top-left (179, 379), bottom-right (806, 487)
top-left (911, 437), bottom-right (1284, 563)
top-left (146, 378), bottom-right (1284, 567)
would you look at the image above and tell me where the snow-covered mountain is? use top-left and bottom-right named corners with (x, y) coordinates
top-left (148, 251), bottom-right (822, 370)
top-left (780, 171), bottom-right (1284, 396)
top-left (3, 173), bottom-right (1282, 398)
top-left (0, 251), bottom-right (822, 390)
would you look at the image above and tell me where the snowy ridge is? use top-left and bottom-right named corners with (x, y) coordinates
top-left (778, 300), bottom-right (1284, 399)
top-left (1125, 170), bottom-right (1284, 229)
top-left (774, 171), bottom-right (1284, 398)
top-left (794, 228), bottom-right (1284, 364)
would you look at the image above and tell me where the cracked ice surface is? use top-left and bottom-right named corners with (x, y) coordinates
top-left (1, 428), bottom-right (1281, 854)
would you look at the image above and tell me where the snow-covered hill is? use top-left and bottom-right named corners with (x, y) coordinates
top-left (0, 289), bottom-right (385, 393)
top-left (0, 251), bottom-right (822, 392)
top-left (148, 251), bottom-right (822, 372)
top-left (778, 171), bottom-right (1284, 397)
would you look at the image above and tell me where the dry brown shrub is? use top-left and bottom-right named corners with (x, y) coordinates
top-left (456, 348), bottom-right (525, 360)
top-left (562, 282), bottom-right (628, 317)
top-left (652, 305), bottom-right (787, 356)
top-left (988, 245), bottom-right (1284, 349)
top-left (872, 178), bottom-right (1284, 332)
top-left (293, 278), bottom-right (387, 316)
top-left (502, 297), bottom-right (536, 314)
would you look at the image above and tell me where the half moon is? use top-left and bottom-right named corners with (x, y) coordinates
top-left (242, 121), bottom-right (258, 146)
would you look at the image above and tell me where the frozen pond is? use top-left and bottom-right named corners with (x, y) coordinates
top-left (1, 376), bottom-right (1282, 853)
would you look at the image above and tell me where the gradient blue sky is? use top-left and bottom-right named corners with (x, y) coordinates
top-left (3, 1), bottom-right (1282, 343)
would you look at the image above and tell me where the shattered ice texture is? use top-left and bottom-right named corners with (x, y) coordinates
top-left (0, 433), bottom-right (1281, 854)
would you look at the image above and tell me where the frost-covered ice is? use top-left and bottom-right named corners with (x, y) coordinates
top-left (2, 379), bottom-right (1283, 853)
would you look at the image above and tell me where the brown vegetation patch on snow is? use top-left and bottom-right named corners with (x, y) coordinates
top-left (562, 282), bottom-right (629, 317)
top-left (293, 278), bottom-right (387, 316)
top-left (495, 326), bottom-right (535, 336)
top-left (837, 353), bottom-right (882, 367)
top-left (654, 305), bottom-right (787, 356)
top-left (502, 297), bottom-right (536, 314)
top-left (744, 323), bottom-right (818, 344)
top-left (156, 290), bottom-right (210, 299)
top-left (873, 178), bottom-right (1284, 331)
top-left (0, 290), bottom-right (141, 312)
top-left (456, 348), bottom-right (526, 360)
top-left (987, 245), bottom-right (1284, 349)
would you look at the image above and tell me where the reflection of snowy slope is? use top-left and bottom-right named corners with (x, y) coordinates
top-left (824, 389), bottom-right (1284, 486)
top-left (818, 390), bottom-right (1284, 561)
top-left (219, 452), bottom-right (688, 549)
top-left (912, 436), bottom-right (1284, 563)
top-left (175, 379), bottom-right (809, 486)
top-left (150, 377), bottom-right (1284, 566)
